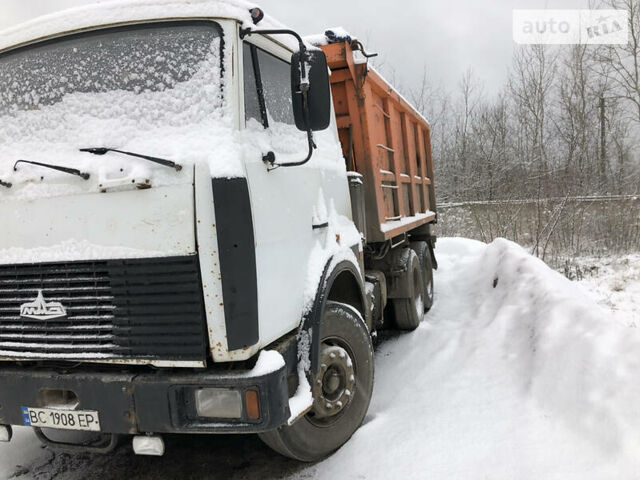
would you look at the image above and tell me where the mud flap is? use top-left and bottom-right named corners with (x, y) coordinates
top-left (428, 240), bottom-right (438, 270)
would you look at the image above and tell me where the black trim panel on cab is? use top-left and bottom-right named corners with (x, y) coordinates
top-left (211, 178), bottom-right (259, 351)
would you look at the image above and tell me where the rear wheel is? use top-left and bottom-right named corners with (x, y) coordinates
top-left (259, 301), bottom-right (374, 462)
top-left (391, 249), bottom-right (424, 330)
top-left (411, 241), bottom-right (434, 312)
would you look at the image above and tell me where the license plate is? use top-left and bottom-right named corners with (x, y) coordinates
top-left (22, 407), bottom-right (101, 432)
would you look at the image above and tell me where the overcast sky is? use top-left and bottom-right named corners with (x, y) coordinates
top-left (2, 0), bottom-right (592, 95)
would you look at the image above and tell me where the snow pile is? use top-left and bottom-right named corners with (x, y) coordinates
top-left (305, 237), bottom-right (640, 479)
top-left (459, 239), bottom-right (640, 457)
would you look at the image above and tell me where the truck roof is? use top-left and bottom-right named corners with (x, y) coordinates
top-left (0, 0), bottom-right (293, 54)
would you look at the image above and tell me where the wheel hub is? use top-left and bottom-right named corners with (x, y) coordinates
top-left (311, 344), bottom-right (355, 419)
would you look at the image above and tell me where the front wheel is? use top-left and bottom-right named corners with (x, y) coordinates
top-left (259, 301), bottom-right (374, 461)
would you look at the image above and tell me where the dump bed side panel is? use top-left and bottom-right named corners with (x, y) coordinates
top-left (322, 42), bottom-right (437, 243)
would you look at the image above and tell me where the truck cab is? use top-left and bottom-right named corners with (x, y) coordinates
top-left (0, 1), bottom-right (436, 462)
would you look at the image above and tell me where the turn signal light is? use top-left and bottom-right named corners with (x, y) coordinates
top-left (245, 390), bottom-right (260, 420)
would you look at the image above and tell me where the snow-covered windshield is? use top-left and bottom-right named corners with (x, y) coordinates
top-left (0, 21), bottom-right (227, 195)
top-left (0, 21), bottom-right (222, 117)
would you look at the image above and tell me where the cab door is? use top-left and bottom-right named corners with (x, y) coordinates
top-left (240, 37), bottom-right (322, 346)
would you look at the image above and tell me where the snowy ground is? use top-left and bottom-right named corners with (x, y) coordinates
top-left (1, 237), bottom-right (639, 479)
top-left (574, 254), bottom-right (640, 327)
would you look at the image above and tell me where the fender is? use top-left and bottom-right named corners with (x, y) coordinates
top-left (298, 257), bottom-right (366, 375)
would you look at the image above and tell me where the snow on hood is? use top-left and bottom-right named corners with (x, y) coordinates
top-left (0, 0), bottom-right (295, 53)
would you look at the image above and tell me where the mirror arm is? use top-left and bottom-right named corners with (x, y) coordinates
top-left (239, 27), bottom-right (304, 46)
top-left (240, 28), bottom-right (306, 56)
top-left (266, 89), bottom-right (316, 169)
top-left (240, 27), bottom-right (309, 83)
top-left (267, 130), bottom-right (315, 170)
top-left (263, 128), bottom-right (316, 170)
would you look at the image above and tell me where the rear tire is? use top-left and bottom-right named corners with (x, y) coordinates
top-left (259, 301), bottom-right (374, 462)
top-left (411, 241), bottom-right (434, 312)
top-left (391, 249), bottom-right (424, 330)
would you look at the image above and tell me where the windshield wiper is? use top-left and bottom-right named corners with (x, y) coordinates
top-left (80, 148), bottom-right (183, 172)
top-left (0, 179), bottom-right (11, 188)
top-left (13, 160), bottom-right (90, 180)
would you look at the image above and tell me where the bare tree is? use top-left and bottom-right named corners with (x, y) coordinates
top-left (509, 45), bottom-right (558, 174)
top-left (598, 0), bottom-right (640, 123)
top-left (456, 69), bottom-right (482, 171)
top-left (472, 95), bottom-right (509, 200)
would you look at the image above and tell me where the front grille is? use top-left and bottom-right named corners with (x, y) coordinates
top-left (0, 256), bottom-right (207, 363)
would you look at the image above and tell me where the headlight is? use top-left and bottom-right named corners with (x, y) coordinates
top-left (194, 388), bottom-right (243, 419)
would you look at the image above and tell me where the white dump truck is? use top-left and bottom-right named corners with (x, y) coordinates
top-left (0, 0), bottom-right (437, 461)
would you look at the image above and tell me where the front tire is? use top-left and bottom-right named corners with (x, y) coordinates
top-left (259, 301), bottom-right (374, 461)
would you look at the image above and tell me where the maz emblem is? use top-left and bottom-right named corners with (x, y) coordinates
top-left (20, 291), bottom-right (67, 320)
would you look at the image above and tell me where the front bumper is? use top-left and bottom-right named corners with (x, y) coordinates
top-left (0, 364), bottom-right (290, 434)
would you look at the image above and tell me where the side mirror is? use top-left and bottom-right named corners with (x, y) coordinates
top-left (291, 49), bottom-right (331, 132)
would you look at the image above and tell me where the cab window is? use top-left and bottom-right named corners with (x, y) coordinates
top-left (243, 43), bottom-right (295, 127)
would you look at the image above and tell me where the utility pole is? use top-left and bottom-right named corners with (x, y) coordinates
top-left (599, 96), bottom-right (606, 178)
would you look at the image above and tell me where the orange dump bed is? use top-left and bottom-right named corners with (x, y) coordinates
top-left (321, 42), bottom-right (437, 243)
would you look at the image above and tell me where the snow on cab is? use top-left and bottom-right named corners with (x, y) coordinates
top-left (0, 0), bottom-right (437, 461)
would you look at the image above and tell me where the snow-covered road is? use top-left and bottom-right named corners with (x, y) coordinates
top-left (1, 238), bottom-right (638, 479)
top-left (305, 238), bottom-right (640, 479)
